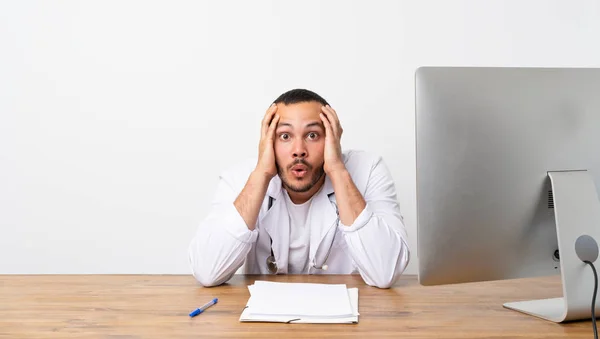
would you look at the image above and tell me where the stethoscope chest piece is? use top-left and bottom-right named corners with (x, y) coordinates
top-left (266, 254), bottom-right (277, 274)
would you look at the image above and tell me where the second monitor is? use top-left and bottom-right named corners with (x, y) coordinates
top-left (415, 66), bottom-right (600, 322)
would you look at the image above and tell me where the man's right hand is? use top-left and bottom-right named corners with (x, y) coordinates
top-left (233, 104), bottom-right (280, 230)
top-left (256, 103), bottom-right (279, 178)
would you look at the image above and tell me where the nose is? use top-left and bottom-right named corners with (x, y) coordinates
top-left (292, 139), bottom-right (307, 158)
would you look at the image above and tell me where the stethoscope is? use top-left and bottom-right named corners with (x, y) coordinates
top-left (265, 193), bottom-right (339, 274)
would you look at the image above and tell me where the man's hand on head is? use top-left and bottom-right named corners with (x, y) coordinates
top-left (320, 105), bottom-right (346, 175)
top-left (234, 103), bottom-right (279, 230)
top-left (256, 103), bottom-right (279, 178)
top-left (320, 104), bottom-right (366, 226)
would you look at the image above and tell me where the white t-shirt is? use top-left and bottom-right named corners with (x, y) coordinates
top-left (283, 191), bottom-right (313, 274)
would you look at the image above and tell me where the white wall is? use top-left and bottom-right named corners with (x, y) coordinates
top-left (1, 0), bottom-right (599, 274)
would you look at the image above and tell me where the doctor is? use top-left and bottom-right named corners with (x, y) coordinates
top-left (188, 89), bottom-right (410, 288)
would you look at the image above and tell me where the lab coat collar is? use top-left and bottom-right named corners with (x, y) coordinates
top-left (260, 193), bottom-right (289, 274)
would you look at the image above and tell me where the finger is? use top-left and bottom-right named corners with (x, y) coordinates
top-left (266, 114), bottom-right (280, 141)
top-left (324, 105), bottom-right (340, 124)
top-left (327, 105), bottom-right (343, 136)
top-left (262, 104), bottom-right (278, 134)
top-left (326, 105), bottom-right (342, 135)
top-left (321, 105), bottom-right (339, 126)
top-left (262, 104), bottom-right (278, 137)
top-left (320, 112), bottom-right (333, 137)
top-left (321, 106), bottom-right (340, 137)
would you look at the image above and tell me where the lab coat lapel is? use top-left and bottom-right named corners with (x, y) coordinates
top-left (260, 176), bottom-right (289, 274)
top-left (308, 175), bottom-right (338, 263)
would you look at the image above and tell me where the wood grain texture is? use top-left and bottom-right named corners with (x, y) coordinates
top-left (0, 274), bottom-right (593, 338)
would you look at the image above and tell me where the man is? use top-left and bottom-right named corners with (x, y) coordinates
top-left (188, 89), bottom-right (410, 288)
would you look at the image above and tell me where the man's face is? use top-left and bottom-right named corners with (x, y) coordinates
top-left (274, 101), bottom-right (326, 193)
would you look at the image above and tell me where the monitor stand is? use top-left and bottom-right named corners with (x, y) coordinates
top-left (503, 170), bottom-right (600, 322)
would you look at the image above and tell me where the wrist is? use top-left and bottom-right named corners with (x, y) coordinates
top-left (251, 168), bottom-right (275, 184)
top-left (326, 163), bottom-right (348, 177)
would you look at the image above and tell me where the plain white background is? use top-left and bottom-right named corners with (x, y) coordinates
top-left (1, 0), bottom-right (600, 275)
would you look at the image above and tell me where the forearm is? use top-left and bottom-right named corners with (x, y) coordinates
top-left (234, 170), bottom-right (271, 230)
top-left (189, 221), bottom-right (254, 286)
top-left (342, 218), bottom-right (410, 288)
top-left (329, 168), bottom-right (366, 226)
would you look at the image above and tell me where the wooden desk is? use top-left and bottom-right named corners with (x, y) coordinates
top-left (0, 274), bottom-right (593, 338)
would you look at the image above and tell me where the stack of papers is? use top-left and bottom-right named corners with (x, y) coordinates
top-left (239, 281), bottom-right (359, 324)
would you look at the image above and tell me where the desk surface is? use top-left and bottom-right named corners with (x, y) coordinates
top-left (0, 274), bottom-right (593, 338)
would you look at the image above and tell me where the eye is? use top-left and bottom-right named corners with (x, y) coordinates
top-left (307, 132), bottom-right (318, 140)
top-left (279, 133), bottom-right (290, 141)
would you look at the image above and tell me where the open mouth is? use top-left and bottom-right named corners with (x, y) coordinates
top-left (291, 164), bottom-right (308, 178)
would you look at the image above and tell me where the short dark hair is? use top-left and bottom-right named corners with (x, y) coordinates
top-left (273, 88), bottom-right (329, 107)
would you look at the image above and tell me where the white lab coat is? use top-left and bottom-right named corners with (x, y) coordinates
top-left (188, 150), bottom-right (410, 288)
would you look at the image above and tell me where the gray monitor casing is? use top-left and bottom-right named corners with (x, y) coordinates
top-left (415, 67), bottom-right (600, 322)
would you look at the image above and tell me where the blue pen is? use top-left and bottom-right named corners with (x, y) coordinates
top-left (189, 298), bottom-right (218, 317)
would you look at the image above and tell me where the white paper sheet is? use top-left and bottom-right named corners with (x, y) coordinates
top-left (240, 281), bottom-right (359, 324)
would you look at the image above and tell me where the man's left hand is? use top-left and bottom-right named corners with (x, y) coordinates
top-left (320, 105), bottom-right (346, 175)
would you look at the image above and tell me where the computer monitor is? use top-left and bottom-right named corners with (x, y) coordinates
top-left (415, 66), bottom-right (600, 323)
